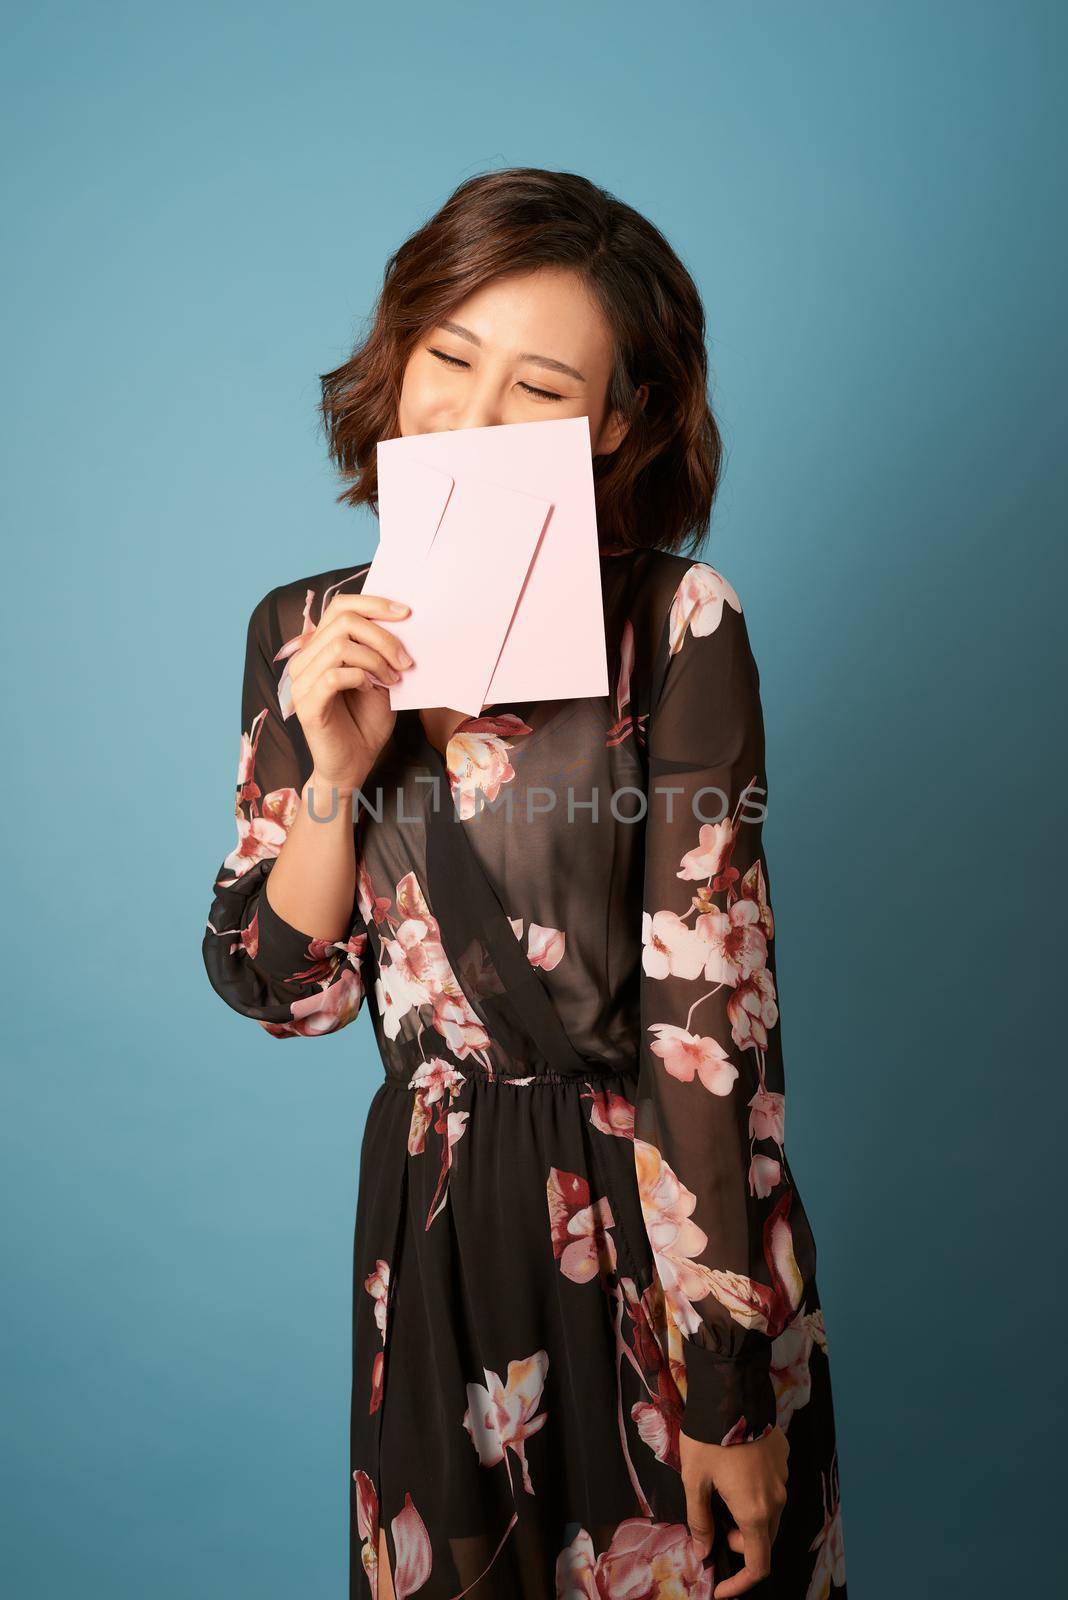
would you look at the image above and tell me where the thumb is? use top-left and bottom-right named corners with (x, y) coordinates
top-left (684, 1476), bottom-right (716, 1561)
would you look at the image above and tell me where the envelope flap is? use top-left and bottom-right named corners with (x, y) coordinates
top-left (376, 448), bottom-right (455, 557)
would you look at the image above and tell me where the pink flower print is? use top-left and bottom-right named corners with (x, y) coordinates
top-left (695, 897), bottom-right (768, 988)
top-left (641, 910), bottom-right (706, 981)
top-left (386, 920), bottom-right (449, 996)
top-left (407, 1094), bottom-right (431, 1159)
top-left (616, 618), bottom-right (635, 719)
top-left (408, 1058), bottom-right (467, 1102)
top-left (430, 988), bottom-right (492, 1059)
top-left (506, 917), bottom-right (566, 971)
top-left (445, 1108), bottom-right (469, 1154)
top-left (647, 1023), bottom-right (739, 1096)
top-left (408, 1060), bottom-right (469, 1228)
top-left (260, 787), bottom-right (300, 831)
top-left (376, 937), bottom-right (461, 1043)
top-left (375, 910), bottom-right (455, 1040)
top-left (444, 714), bottom-right (532, 821)
top-left (677, 819), bottom-right (735, 884)
top-left (391, 1493), bottom-right (433, 1600)
top-left (620, 1275), bottom-right (687, 1409)
top-left (631, 1362), bottom-right (684, 1474)
top-left (633, 1139), bottom-right (717, 1336)
top-left (258, 964), bottom-right (365, 1038)
top-left (707, 1188), bottom-right (806, 1339)
top-left (807, 1454), bottom-right (847, 1600)
top-left (274, 588), bottom-right (318, 720)
top-left (739, 857), bottom-right (775, 940)
top-left (556, 1517), bottom-right (713, 1599)
top-left (721, 1415), bottom-right (776, 1446)
top-left (728, 966), bottom-right (779, 1051)
top-left (606, 620), bottom-right (647, 748)
top-left (218, 808), bottom-right (291, 886)
top-left (356, 857), bottom-right (392, 928)
top-left (394, 869), bottom-right (441, 930)
top-left (527, 923), bottom-right (566, 970)
top-left (749, 1153), bottom-right (782, 1198)
top-left (234, 708), bottom-right (276, 813)
top-left (224, 706), bottom-right (301, 879)
top-left (374, 962), bottom-right (425, 1042)
top-left (274, 929), bottom-right (367, 992)
top-left (463, 1350), bottom-right (549, 1496)
top-left (584, 1088), bottom-right (635, 1139)
top-left (364, 1258), bottom-right (390, 1341)
top-left (369, 1349), bottom-right (383, 1415)
top-left (407, 1059), bottom-right (466, 1156)
top-left (667, 561), bottom-right (742, 656)
top-left (770, 1310), bottom-right (817, 1430)
top-left (352, 1469), bottom-right (379, 1594)
top-left (236, 714), bottom-right (263, 791)
top-left (297, 964), bottom-right (364, 1027)
top-left (546, 1168), bottom-right (618, 1284)
top-left (749, 1086), bottom-right (785, 1146)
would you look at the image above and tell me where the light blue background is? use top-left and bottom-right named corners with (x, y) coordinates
top-left (3, 2), bottom-right (1064, 1594)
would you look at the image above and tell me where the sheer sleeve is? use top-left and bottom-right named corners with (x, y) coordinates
top-left (636, 562), bottom-right (818, 1446)
top-left (201, 588), bottom-right (371, 1039)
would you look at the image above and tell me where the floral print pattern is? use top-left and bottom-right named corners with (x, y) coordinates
top-left (557, 1517), bottom-right (714, 1599)
top-left (463, 1349), bottom-right (550, 1496)
top-left (202, 551), bottom-right (847, 1595)
top-left (442, 712), bottom-right (534, 821)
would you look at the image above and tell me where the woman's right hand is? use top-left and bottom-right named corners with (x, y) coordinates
top-left (286, 591), bottom-right (413, 790)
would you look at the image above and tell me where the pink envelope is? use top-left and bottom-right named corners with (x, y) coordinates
top-left (365, 415), bottom-right (608, 715)
top-left (369, 458), bottom-right (552, 715)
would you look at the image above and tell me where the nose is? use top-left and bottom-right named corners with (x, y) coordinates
top-left (453, 376), bottom-right (506, 432)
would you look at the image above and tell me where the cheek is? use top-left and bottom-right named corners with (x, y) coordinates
top-left (399, 360), bottom-right (454, 427)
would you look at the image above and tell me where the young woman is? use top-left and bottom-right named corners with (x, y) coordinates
top-left (202, 168), bottom-right (847, 1600)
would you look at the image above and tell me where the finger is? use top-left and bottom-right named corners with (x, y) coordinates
top-left (297, 663), bottom-right (392, 726)
top-left (322, 591), bottom-right (411, 622)
top-left (294, 646), bottom-right (400, 720)
top-left (317, 591), bottom-right (411, 649)
top-left (712, 1522), bottom-right (772, 1598)
top-left (294, 634), bottom-right (408, 702)
top-left (292, 612), bottom-right (413, 683)
top-left (683, 1481), bottom-right (715, 1562)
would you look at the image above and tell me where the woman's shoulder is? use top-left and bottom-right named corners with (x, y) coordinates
top-left (644, 546), bottom-right (745, 601)
top-left (246, 560), bottom-right (373, 652)
top-left (635, 547), bottom-right (749, 649)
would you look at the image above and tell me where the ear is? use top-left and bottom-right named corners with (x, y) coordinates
top-left (593, 383), bottom-right (649, 458)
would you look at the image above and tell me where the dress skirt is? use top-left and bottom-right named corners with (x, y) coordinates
top-left (350, 1062), bottom-right (844, 1600)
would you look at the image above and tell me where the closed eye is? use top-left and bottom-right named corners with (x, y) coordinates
top-left (427, 347), bottom-right (564, 403)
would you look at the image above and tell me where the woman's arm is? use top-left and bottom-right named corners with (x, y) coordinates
top-left (201, 584), bottom-right (407, 1038)
top-left (638, 564), bottom-right (819, 1437)
top-left (636, 563), bottom-right (812, 1581)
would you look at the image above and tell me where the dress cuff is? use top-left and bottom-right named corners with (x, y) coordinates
top-left (680, 1338), bottom-right (778, 1447)
top-left (251, 876), bottom-right (320, 985)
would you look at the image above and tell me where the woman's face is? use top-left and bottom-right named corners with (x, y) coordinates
top-left (397, 267), bottom-right (640, 457)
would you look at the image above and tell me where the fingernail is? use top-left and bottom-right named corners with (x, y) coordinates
top-left (398, 650), bottom-right (413, 667)
top-left (389, 600), bottom-right (409, 613)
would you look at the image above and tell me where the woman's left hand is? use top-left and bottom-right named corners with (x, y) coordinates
top-left (679, 1424), bottom-right (790, 1597)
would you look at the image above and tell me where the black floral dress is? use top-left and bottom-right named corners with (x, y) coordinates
top-left (202, 547), bottom-right (848, 1599)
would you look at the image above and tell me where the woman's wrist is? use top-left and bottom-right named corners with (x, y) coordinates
top-left (304, 768), bottom-right (361, 806)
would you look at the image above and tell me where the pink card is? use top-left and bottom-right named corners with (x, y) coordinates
top-left (368, 460), bottom-right (552, 715)
top-left (367, 415), bottom-right (608, 714)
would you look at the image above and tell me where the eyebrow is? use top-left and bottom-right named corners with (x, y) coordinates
top-left (436, 320), bottom-right (586, 384)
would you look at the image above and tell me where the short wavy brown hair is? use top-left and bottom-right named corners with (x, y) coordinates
top-left (319, 167), bottom-right (723, 557)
